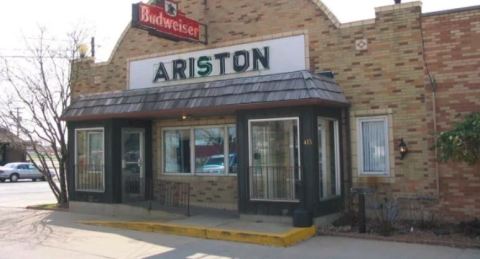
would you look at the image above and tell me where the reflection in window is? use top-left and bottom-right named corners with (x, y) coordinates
top-left (164, 129), bottom-right (191, 173)
top-left (75, 129), bottom-right (104, 192)
top-left (163, 125), bottom-right (237, 175)
top-left (195, 127), bottom-right (225, 174)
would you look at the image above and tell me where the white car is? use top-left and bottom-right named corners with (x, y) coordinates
top-left (0, 163), bottom-right (46, 182)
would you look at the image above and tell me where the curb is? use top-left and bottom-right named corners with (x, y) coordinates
top-left (81, 220), bottom-right (316, 247)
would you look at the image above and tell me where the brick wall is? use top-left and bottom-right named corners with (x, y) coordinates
top-left (70, 1), bottom-right (480, 220)
top-left (422, 7), bottom-right (480, 221)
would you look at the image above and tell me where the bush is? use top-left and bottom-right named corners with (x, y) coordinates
top-left (458, 218), bottom-right (480, 238)
top-left (436, 112), bottom-right (480, 165)
top-left (372, 197), bottom-right (399, 236)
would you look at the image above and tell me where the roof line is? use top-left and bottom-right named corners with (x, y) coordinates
top-left (63, 98), bottom-right (349, 121)
top-left (76, 70), bottom-right (337, 100)
top-left (71, 86), bottom-right (343, 110)
top-left (422, 5), bottom-right (480, 17)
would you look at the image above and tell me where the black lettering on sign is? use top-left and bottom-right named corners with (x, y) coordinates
top-left (153, 62), bottom-right (169, 82)
top-left (233, 50), bottom-right (250, 72)
top-left (253, 47), bottom-right (270, 71)
top-left (172, 59), bottom-right (187, 80)
top-left (188, 57), bottom-right (195, 78)
top-left (214, 52), bottom-right (230, 75)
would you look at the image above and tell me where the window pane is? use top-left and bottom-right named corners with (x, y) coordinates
top-left (361, 120), bottom-right (387, 172)
top-left (195, 127), bottom-right (225, 174)
top-left (164, 129), bottom-right (191, 173)
top-left (76, 129), bottom-right (104, 192)
top-left (250, 119), bottom-right (298, 201)
top-left (318, 118), bottom-right (339, 200)
top-left (88, 132), bottom-right (104, 172)
top-left (228, 126), bottom-right (238, 174)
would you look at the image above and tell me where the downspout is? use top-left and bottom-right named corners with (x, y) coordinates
top-left (420, 14), bottom-right (440, 199)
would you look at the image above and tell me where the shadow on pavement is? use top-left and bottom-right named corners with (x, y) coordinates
top-left (37, 209), bottom-right (279, 258)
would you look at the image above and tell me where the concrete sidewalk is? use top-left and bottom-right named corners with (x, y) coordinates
top-left (0, 207), bottom-right (479, 259)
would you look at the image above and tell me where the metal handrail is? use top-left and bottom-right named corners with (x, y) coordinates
top-left (249, 166), bottom-right (299, 201)
top-left (75, 164), bottom-right (105, 192)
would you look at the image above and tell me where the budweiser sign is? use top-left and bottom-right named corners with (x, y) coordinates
top-left (132, 1), bottom-right (201, 42)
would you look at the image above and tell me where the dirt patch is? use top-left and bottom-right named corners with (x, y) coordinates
top-left (319, 217), bottom-right (480, 249)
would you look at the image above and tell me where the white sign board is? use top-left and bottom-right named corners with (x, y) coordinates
top-left (128, 34), bottom-right (306, 89)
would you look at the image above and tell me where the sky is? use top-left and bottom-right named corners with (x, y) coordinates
top-left (0, 0), bottom-right (479, 61)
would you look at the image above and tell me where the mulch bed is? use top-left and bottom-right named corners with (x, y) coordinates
top-left (318, 225), bottom-right (480, 249)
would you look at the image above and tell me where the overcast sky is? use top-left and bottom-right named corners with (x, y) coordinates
top-left (0, 0), bottom-right (478, 61)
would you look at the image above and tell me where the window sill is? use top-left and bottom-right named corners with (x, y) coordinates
top-left (353, 175), bottom-right (395, 184)
top-left (75, 189), bottom-right (105, 193)
top-left (160, 173), bottom-right (237, 177)
top-left (250, 199), bottom-right (300, 203)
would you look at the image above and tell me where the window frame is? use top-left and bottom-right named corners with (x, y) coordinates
top-left (356, 116), bottom-right (390, 176)
top-left (74, 127), bottom-right (105, 193)
top-left (317, 116), bottom-right (341, 201)
top-left (162, 124), bottom-right (237, 176)
top-left (247, 117), bottom-right (301, 202)
top-left (247, 117), bottom-right (302, 180)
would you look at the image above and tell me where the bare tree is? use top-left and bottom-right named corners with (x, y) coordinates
top-left (0, 27), bottom-right (87, 207)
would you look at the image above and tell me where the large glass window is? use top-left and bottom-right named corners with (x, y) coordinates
top-left (164, 129), bottom-right (191, 173)
top-left (249, 118), bottom-right (300, 201)
top-left (195, 127), bottom-right (225, 174)
top-left (75, 128), bottom-right (105, 192)
top-left (318, 118), bottom-right (341, 200)
top-left (163, 125), bottom-right (237, 175)
top-left (357, 116), bottom-right (389, 175)
top-left (228, 127), bottom-right (238, 174)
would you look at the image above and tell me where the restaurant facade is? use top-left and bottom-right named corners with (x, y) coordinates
top-left (63, 0), bottom-right (480, 223)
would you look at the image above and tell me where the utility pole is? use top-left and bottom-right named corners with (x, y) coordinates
top-left (16, 107), bottom-right (22, 137)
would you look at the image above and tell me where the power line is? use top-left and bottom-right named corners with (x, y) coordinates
top-left (0, 55), bottom-right (68, 59)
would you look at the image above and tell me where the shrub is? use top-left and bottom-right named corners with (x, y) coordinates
top-left (436, 112), bottom-right (480, 165)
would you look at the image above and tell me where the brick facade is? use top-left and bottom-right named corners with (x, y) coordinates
top-left (422, 7), bottom-right (480, 220)
top-left (71, 1), bottom-right (479, 221)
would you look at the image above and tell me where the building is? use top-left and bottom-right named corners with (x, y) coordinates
top-left (63, 0), bottom-right (480, 223)
top-left (0, 128), bottom-right (26, 166)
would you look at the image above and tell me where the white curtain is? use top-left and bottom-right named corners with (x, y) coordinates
top-left (361, 120), bottom-right (387, 172)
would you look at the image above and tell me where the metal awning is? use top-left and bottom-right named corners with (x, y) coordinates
top-left (62, 70), bottom-right (349, 121)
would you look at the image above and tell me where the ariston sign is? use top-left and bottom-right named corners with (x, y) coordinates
top-left (129, 35), bottom-right (307, 89)
top-left (132, 1), bottom-right (201, 42)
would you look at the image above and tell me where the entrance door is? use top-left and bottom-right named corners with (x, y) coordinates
top-left (121, 129), bottom-right (145, 202)
top-left (249, 118), bottom-right (300, 201)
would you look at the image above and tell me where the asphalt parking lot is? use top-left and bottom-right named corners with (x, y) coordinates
top-left (0, 180), bottom-right (56, 207)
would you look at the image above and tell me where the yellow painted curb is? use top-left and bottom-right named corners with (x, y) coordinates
top-left (81, 220), bottom-right (316, 247)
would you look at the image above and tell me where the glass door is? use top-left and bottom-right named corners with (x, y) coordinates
top-left (122, 129), bottom-right (145, 202)
top-left (249, 118), bottom-right (300, 201)
top-left (317, 117), bottom-right (341, 200)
